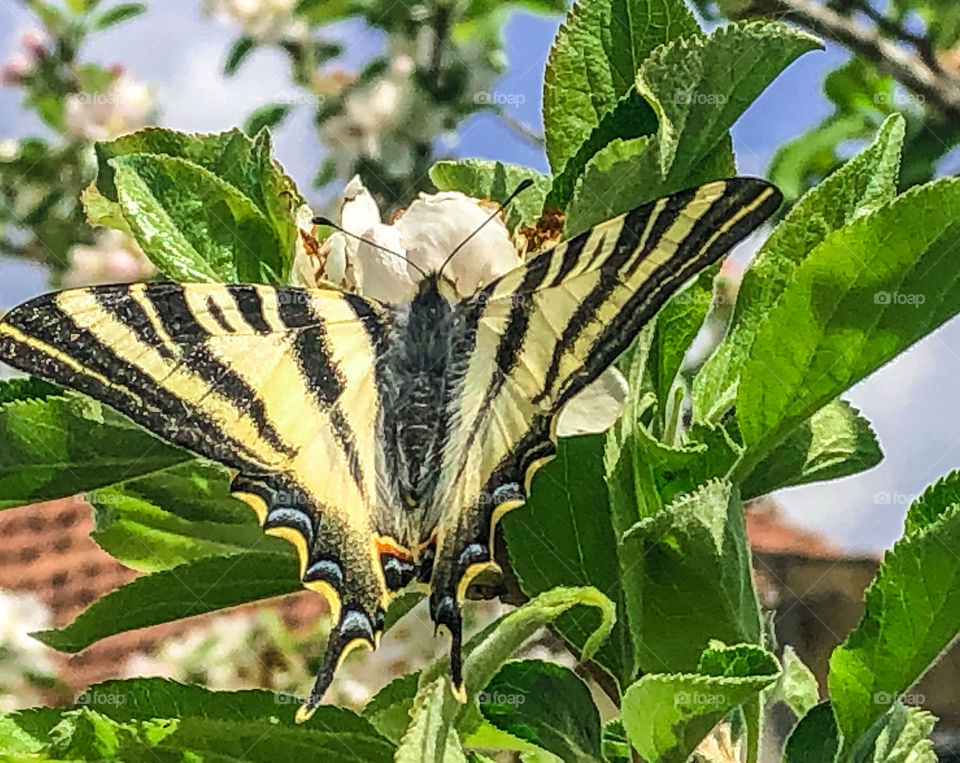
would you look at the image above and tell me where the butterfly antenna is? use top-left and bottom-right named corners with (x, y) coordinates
top-left (312, 216), bottom-right (429, 280)
top-left (437, 178), bottom-right (535, 279)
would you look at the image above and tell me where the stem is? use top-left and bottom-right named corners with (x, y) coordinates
top-left (547, 623), bottom-right (622, 708)
top-left (736, 0), bottom-right (960, 122)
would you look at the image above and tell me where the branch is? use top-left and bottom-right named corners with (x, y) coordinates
top-left (738, 0), bottom-right (960, 122)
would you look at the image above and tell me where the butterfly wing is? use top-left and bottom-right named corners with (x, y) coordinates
top-left (0, 281), bottom-right (392, 717)
top-left (428, 178), bottom-right (782, 694)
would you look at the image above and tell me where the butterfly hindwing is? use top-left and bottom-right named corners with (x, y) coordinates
top-left (0, 281), bottom-right (393, 713)
top-left (426, 179), bottom-right (782, 689)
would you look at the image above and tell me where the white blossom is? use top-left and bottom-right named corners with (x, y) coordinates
top-left (64, 229), bottom-right (155, 288)
top-left (0, 589), bottom-right (57, 712)
top-left (317, 177), bottom-right (626, 433)
top-left (205, 0), bottom-right (306, 43)
top-left (64, 73), bottom-right (155, 142)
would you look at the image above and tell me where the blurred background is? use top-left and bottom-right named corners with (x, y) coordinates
top-left (1, 0), bottom-right (960, 752)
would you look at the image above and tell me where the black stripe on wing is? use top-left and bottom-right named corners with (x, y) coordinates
top-left (0, 296), bottom-right (265, 471)
top-left (136, 284), bottom-right (298, 459)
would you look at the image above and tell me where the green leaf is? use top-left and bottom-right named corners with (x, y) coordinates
top-left (245, 103), bottom-right (293, 136)
top-left (429, 159), bottom-right (549, 231)
top-left (396, 677), bottom-right (469, 763)
top-left (740, 399), bottom-right (882, 501)
top-left (502, 435), bottom-right (636, 689)
top-left (694, 114), bottom-right (905, 425)
top-left (565, 21), bottom-right (820, 234)
top-left (224, 36), bottom-right (255, 75)
top-left (479, 660), bottom-right (602, 762)
top-left (546, 89), bottom-right (658, 210)
top-left (621, 643), bottom-right (780, 763)
top-left (0, 394), bottom-right (190, 510)
top-left (783, 702), bottom-right (840, 763)
top-left (0, 377), bottom-right (61, 406)
top-left (409, 587), bottom-right (614, 752)
top-left (649, 265), bottom-right (718, 426)
top-left (33, 550), bottom-right (299, 652)
top-left (619, 481), bottom-right (761, 673)
top-left (93, 127), bottom-right (305, 282)
top-left (736, 178), bottom-right (960, 459)
top-left (89, 478), bottom-right (287, 572)
top-left (542, 0), bottom-right (700, 176)
top-left (864, 702), bottom-right (938, 763)
top-left (828, 503), bottom-right (960, 755)
top-left (364, 673), bottom-right (420, 744)
top-left (93, 2), bottom-right (146, 29)
top-left (904, 469), bottom-right (960, 536)
top-left (110, 153), bottom-right (284, 282)
top-left (0, 678), bottom-right (395, 762)
top-left (771, 646), bottom-right (820, 718)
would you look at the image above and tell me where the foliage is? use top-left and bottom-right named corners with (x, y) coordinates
top-left (2, 0), bottom-right (960, 760)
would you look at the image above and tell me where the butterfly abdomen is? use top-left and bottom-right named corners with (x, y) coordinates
top-left (379, 278), bottom-right (469, 516)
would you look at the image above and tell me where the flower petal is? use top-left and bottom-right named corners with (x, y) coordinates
top-left (556, 367), bottom-right (628, 437)
top-left (353, 223), bottom-right (419, 303)
top-left (395, 191), bottom-right (522, 297)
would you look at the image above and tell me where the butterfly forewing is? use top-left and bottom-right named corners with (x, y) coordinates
top-left (0, 281), bottom-right (393, 714)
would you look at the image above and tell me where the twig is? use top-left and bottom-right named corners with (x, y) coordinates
top-left (737, 0), bottom-right (960, 123)
top-left (493, 106), bottom-right (546, 148)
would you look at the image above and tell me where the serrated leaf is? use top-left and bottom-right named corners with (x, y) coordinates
top-left (396, 677), bottom-right (468, 763)
top-left (695, 114), bottom-right (905, 425)
top-left (408, 587), bottom-right (615, 753)
top-left (0, 394), bottom-right (190, 510)
top-left (502, 434), bottom-right (636, 690)
top-left (0, 678), bottom-right (395, 761)
top-left (92, 127), bottom-right (304, 282)
top-left (740, 399), bottom-right (882, 501)
top-left (904, 469), bottom-right (960, 536)
top-left (32, 551), bottom-right (299, 652)
top-left (364, 673), bottom-right (420, 744)
top-left (772, 646), bottom-right (820, 718)
top-left (619, 481), bottom-right (761, 674)
top-left (828, 504), bottom-right (960, 756)
top-left (621, 643), bottom-right (780, 763)
top-left (110, 153), bottom-right (284, 282)
top-left (0, 377), bottom-right (61, 406)
top-left (429, 160), bottom-right (549, 231)
top-left (542, 0), bottom-right (700, 176)
top-left (736, 178), bottom-right (960, 459)
top-left (479, 660), bottom-right (602, 763)
top-left (565, 21), bottom-right (820, 234)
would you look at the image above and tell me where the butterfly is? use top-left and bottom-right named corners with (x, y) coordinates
top-left (0, 177), bottom-right (780, 719)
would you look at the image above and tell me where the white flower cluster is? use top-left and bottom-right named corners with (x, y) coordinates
top-left (0, 29), bottom-right (46, 88)
top-left (299, 177), bottom-right (626, 435)
top-left (63, 229), bottom-right (155, 288)
top-left (0, 589), bottom-right (58, 712)
top-left (205, 0), bottom-right (306, 44)
top-left (63, 72), bottom-right (155, 142)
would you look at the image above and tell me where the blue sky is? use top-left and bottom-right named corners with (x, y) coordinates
top-left (1, 1), bottom-right (955, 553)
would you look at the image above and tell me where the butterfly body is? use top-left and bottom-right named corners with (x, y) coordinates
top-left (0, 178), bottom-right (782, 717)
